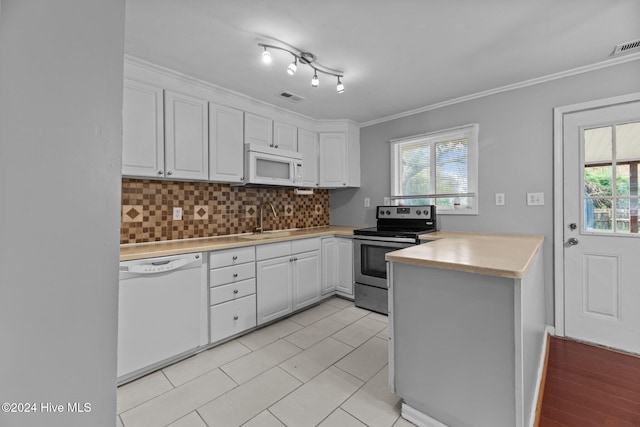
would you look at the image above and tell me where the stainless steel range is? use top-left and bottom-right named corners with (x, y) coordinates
top-left (353, 205), bottom-right (437, 314)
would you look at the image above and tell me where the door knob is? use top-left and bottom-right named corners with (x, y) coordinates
top-left (568, 237), bottom-right (579, 246)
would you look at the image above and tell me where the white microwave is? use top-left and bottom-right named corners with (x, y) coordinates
top-left (244, 143), bottom-right (303, 187)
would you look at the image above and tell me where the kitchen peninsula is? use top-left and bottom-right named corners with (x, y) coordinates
top-left (386, 232), bottom-right (546, 427)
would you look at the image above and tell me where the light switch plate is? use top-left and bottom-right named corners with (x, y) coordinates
top-left (173, 207), bottom-right (183, 220)
top-left (495, 193), bottom-right (505, 206)
top-left (527, 192), bottom-right (544, 206)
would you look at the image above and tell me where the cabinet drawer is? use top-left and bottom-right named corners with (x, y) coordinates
top-left (210, 295), bottom-right (256, 343)
top-left (256, 241), bottom-right (291, 261)
top-left (292, 238), bottom-right (321, 253)
top-left (210, 262), bottom-right (255, 287)
top-left (209, 246), bottom-right (255, 269)
top-left (210, 278), bottom-right (256, 306)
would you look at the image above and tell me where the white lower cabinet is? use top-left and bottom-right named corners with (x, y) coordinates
top-left (210, 295), bottom-right (256, 343)
top-left (321, 237), bottom-right (354, 298)
top-left (256, 238), bottom-right (321, 325)
top-left (209, 246), bottom-right (257, 343)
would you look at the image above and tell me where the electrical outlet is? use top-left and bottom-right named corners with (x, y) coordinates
top-left (364, 198), bottom-right (370, 208)
top-left (527, 192), bottom-right (544, 206)
top-left (495, 193), bottom-right (505, 206)
top-left (173, 207), bottom-right (183, 220)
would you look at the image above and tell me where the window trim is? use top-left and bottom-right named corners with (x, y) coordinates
top-left (389, 123), bottom-right (479, 215)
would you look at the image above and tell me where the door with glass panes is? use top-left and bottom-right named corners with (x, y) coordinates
top-left (563, 100), bottom-right (640, 353)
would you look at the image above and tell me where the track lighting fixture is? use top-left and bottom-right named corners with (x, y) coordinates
top-left (258, 41), bottom-right (344, 93)
top-left (261, 46), bottom-right (271, 64)
top-left (287, 58), bottom-right (297, 75)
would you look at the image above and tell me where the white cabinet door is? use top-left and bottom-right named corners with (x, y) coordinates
top-left (122, 80), bottom-right (164, 178)
top-left (244, 112), bottom-right (273, 147)
top-left (321, 237), bottom-right (337, 294)
top-left (336, 238), bottom-right (354, 297)
top-left (273, 121), bottom-right (298, 151)
top-left (293, 250), bottom-right (321, 310)
top-left (164, 90), bottom-right (209, 181)
top-left (297, 129), bottom-right (319, 187)
top-left (209, 104), bottom-right (244, 183)
top-left (256, 256), bottom-right (293, 325)
top-left (319, 132), bottom-right (347, 188)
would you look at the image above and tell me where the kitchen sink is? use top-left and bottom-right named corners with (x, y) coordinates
top-left (239, 231), bottom-right (296, 240)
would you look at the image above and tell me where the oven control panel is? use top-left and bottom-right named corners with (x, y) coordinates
top-left (376, 205), bottom-right (434, 220)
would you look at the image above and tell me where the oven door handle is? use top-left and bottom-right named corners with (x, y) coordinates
top-left (353, 235), bottom-right (417, 244)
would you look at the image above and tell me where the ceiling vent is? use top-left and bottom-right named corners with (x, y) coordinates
top-left (276, 91), bottom-right (306, 103)
top-left (612, 38), bottom-right (640, 56)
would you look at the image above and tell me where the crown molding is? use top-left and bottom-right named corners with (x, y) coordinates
top-left (359, 52), bottom-right (640, 128)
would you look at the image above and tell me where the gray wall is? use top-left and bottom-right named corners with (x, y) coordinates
top-left (331, 59), bottom-right (640, 324)
top-left (0, 1), bottom-right (125, 426)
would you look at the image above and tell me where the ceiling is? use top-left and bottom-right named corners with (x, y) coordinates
top-left (125, 0), bottom-right (640, 125)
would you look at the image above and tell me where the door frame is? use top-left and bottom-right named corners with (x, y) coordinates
top-left (552, 92), bottom-right (640, 336)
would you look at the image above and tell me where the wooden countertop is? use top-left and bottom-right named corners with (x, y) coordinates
top-left (385, 231), bottom-right (544, 279)
top-left (120, 226), bottom-right (357, 261)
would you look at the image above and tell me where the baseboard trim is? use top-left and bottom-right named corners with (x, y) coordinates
top-left (401, 403), bottom-right (448, 427)
top-left (530, 325), bottom-right (554, 427)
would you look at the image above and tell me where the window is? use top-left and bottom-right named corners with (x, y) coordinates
top-left (390, 124), bottom-right (478, 214)
top-left (583, 121), bottom-right (640, 234)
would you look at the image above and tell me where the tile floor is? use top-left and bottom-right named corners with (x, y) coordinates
top-left (116, 297), bottom-right (416, 427)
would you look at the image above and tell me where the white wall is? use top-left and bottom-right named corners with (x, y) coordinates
top-left (331, 59), bottom-right (640, 324)
top-left (0, 1), bottom-right (125, 426)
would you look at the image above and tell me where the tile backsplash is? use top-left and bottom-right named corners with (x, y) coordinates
top-left (120, 179), bottom-right (330, 244)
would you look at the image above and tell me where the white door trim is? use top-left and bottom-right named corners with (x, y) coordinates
top-left (552, 92), bottom-right (640, 336)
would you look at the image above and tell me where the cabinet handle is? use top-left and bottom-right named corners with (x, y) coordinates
top-left (233, 289), bottom-right (239, 294)
top-left (233, 315), bottom-right (239, 320)
top-left (233, 273), bottom-right (238, 278)
top-left (269, 143), bottom-right (274, 147)
top-left (232, 255), bottom-right (238, 261)
top-left (294, 257), bottom-right (298, 261)
top-left (167, 171), bottom-right (173, 176)
top-left (157, 170), bottom-right (163, 175)
top-left (289, 258), bottom-right (293, 262)
top-left (275, 144), bottom-right (279, 148)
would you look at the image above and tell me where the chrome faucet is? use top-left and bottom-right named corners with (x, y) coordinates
top-left (255, 202), bottom-right (278, 234)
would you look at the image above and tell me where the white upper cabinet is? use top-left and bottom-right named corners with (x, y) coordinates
top-left (244, 112), bottom-right (273, 147)
top-left (319, 130), bottom-right (360, 188)
top-left (209, 104), bottom-right (244, 183)
top-left (164, 90), bottom-right (209, 181)
top-left (319, 132), bottom-right (347, 187)
top-left (122, 80), bottom-right (165, 178)
top-left (297, 129), bottom-right (319, 187)
top-left (273, 121), bottom-right (298, 151)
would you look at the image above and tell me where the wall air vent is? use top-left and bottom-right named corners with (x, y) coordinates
top-left (276, 91), bottom-right (306, 103)
top-left (612, 39), bottom-right (640, 56)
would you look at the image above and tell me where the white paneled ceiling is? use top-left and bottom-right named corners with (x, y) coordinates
top-left (125, 0), bottom-right (640, 124)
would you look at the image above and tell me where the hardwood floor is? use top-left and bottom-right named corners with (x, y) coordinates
top-left (539, 336), bottom-right (640, 426)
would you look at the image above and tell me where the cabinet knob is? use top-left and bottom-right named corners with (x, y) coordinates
top-left (233, 273), bottom-right (238, 278)
top-left (289, 258), bottom-right (293, 262)
top-left (275, 144), bottom-right (279, 149)
top-left (294, 257), bottom-right (298, 261)
top-left (232, 255), bottom-right (238, 260)
top-left (343, 183), bottom-right (346, 186)
top-left (167, 171), bottom-right (173, 176)
top-left (158, 170), bottom-right (163, 175)
top-left (233, 289), bottom-right (239, 294)
top-left (269, 143), bottom-right (274, 147)
top-left (233, 315), bottom-right (239, 320)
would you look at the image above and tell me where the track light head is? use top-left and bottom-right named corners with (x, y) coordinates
top-left (261, 47), bottom-right (271, 64)
top-left (287, 58), bottom-right (297, 75)
top-left (336, 77), bottom-right (344, 93)
top-left (311, 71), bottom-right (319, 87)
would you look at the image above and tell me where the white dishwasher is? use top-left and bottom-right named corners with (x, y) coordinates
top-left (118, 252), bottom-right (208, 384)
